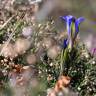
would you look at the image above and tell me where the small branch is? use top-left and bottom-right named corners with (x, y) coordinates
top-left (0, 20), bottom-right (22, 56)
top-left (0, 15), bottom-right (15, 30)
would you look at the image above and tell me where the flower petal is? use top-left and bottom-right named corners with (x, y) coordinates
top-left (60, 15), bottom-right (74, 37)
top-left (74, 17), bottom-right (85, 39)
top-left (77, 17), bottom-right (85, 25)
top-left (60, 15), bottom-right (74, 21)
top-left (63, 39), bottom-right (68, 49)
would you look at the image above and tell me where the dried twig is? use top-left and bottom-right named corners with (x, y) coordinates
top-left (0, 15), bottom-right (15, 30)
top-left (0, 19), bottom-right (22, 56)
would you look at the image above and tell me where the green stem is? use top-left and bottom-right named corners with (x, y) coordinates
top-left (60, 49), bottom-right (64, 75)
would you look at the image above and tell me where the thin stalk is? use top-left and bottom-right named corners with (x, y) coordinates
top-left (60, 49), bottom-right (64, 75)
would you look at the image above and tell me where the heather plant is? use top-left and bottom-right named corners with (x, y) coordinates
top-left (0, 1), bottom-right (96, 96)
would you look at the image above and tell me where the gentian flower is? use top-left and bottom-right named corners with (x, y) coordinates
top-left (60, 15), bottom-right (85, 49)
top-left (74, 17), bottom-right (85, 40)
top-left (63, 39), bottom-right (68, 49)
top-left (60, 15), bottom-right (73, 38)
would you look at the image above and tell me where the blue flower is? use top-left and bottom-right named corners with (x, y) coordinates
top-left (60, 15), bottom-right (73, 38)
top-left (74, 17), bottom-right (85, 40)
top-left (60, 15), bottom-right (85, 49)
top-left (63, 39), bottom-right (68, 49)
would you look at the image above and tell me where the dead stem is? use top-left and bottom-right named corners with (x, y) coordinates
top-left (0, 15), bottom-right (15, 30)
